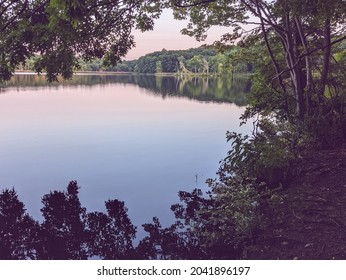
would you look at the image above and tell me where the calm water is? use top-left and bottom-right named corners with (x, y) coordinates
top-left (0, 73), bottom-right (250, 228)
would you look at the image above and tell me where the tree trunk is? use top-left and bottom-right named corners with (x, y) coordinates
top-left (294, 16), bottom-right (313, 111)
top-left (283, 12), bottom-right (306, 120)
top-left (319, 17), bottom-right (331, 103)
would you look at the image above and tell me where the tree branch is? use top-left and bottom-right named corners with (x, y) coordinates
top-left (254, 0), bottom-right (286, 94)
top-left (0, 0), bottom-right (28, 32)
top-left (300, 35), bottom-right (346, 60)
top-left (240, 0), bottom-right (286, 34)
top-left (272, 35), bottom-right (346, 84)
top-left (174, 0), bottom-right (217, 8)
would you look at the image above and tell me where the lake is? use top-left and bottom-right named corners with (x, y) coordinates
top-left (0, 73), bottom-right (250, 230)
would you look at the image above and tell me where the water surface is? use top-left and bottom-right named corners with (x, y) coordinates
top-left (0, 74), bottom-right (250, 228)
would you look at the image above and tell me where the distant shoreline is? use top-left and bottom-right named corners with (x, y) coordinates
top-left (13, 70), bottom-right (251, 79)
top-left (14, 70), bottom-right (176, 76)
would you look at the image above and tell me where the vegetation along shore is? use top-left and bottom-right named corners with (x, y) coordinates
top-left (0, 0), bottom-right (345, 259)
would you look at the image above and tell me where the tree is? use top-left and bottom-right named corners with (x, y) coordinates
top-left (87, 199), bottom-right (137, 259)
top-left (39, 181), bottom-right (88, 259)
top-left (186, 55), bottom-right (204, 73)
top-left (0, 188), bottom-right (40, 259)
top-left (156, 60), bottom-right (163, 73)
top-left (209, 53), bottom-right (227, 74)
top-left (170, 0), bottom-right (346, 122)
top-left (137, 55), bottom-right (157, 73)
top-left (0, 0), bottom-right (163, 82)
top-left (161, 54), bottom-right (178, 72)
top-left (137, 216), bottom-right (190, 259)
top-left (0, 181), bottom-right (139, 260)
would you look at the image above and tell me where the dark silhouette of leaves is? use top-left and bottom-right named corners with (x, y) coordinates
top-left (86, 199), bottom-right (137, 259)
top-left (0, 188), bottom-right (40, 259)
top-left (39, 181), bottom-right (88, 259)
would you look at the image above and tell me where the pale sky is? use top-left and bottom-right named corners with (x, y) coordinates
top-left (125, 9), bottom-right (230, 60)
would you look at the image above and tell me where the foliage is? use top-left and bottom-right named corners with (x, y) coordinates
top-left (170, 0), bottom-right (346, 142)
top-left (158, 0), bottom-right (346, 260)
top-left (102, 46), bottom-right (251, 75)
top-left (39, 181), bottom-right (88, 259)
top-left (133, 112), bottom-right (300, 260)
top-left (16, 45), bottom-right (253, 75)
top-left (136, 177), bottom-right (263, 260)
top-left (137, 215), bottom-right (200, 259)
top-left (87, 199), bottom-right (137, 259)
top-left (209, 177), bottom-right (261, 236)
top-left (0, 0), bottom-right (164, 82)
top-left (0, 181), bottom-right (139, 260)
top-left (0, 180), bottom-right (260, 260)
top-left (220, 119), bottom-right (296, 189)
top-left (0, 188), bottom-right (40, 259)
top-left (2, 0), bottom-right (346, 261)
top-left (136, 189), bottom-right (214, 259)
top-left (186, 55), bottom-right (204, 73)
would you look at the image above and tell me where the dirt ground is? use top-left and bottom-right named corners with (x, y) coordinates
top-left (246, 144), bottom-right (346, 259)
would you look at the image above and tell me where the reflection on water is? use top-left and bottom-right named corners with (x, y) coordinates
top-left (5, 73), bottom-right (250, 106)
top-left (0, 74), bottom-right (251, 230)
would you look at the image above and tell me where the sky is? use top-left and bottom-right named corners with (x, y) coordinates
top-left (125, 9), bottom-right (230, 60)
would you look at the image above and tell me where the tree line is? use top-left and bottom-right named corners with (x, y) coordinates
top-left (110, 47), bottom-right (253, 75)
top-left (17, 47), bottom-right (253, 75)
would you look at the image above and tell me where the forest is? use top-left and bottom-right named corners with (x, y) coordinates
top-left (1, 0), bottom-right (346, 259)
top-left (18, 46), bottom-right (253, 75)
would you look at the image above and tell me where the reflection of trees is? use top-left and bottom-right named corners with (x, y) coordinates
top-left (5, 74), bottom-right (250, 106)
top-left (164, 75), bottom-right (250, 106)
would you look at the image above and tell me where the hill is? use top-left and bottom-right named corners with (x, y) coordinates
top-left (78, 47), bottom-right (253, 75)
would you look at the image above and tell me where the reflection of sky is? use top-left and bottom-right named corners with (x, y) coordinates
top-left (0, 80), bottom-right (249, 233)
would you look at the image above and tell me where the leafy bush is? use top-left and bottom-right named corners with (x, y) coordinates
top-left (219, 119), bottom-right (296, 189)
